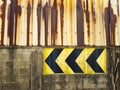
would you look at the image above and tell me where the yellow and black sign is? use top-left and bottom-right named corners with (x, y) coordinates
top-left (44, 48), bottom-right (106, 74)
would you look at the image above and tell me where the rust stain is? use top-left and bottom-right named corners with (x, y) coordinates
top-left (16, 4), bottom-right (21, 16)
top-left (1, 0), bottom-right (6, 45)
top-left (60, 0), bottom-right (64, 45)
top-left (76, 0), bottom-right (84, 45)
top-left (8, 0), bottom-right (15, 45)
top-left (85, 0), bottom-right (90, 44)
top-left (15, 0), bottom-right (21, 45)
top-left (104, 6), bottom-right (110, 45)
top-left (43, 2), bottom-right (49, 46)
top-left (117, 0), bottom-right (119, 16)
top-left (110, 6), bottom-right (117, 45)
top-left (51, 0), bottom-right (57, 45)
top-left (104, 1), bottom-right (117, 46)
top-left (70, 0), bottom-right (72, 16)
top-left (27, 2), bottom-right (31, 46)
top-left (92, 2), bottom-right (96, 23)
top-left (7, 0), bottom-right (22, 45)
top-left (37, 3), bottom-right (42, 46)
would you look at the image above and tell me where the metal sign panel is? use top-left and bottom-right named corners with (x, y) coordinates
top-left (44, 48), bottom-right (106, 74)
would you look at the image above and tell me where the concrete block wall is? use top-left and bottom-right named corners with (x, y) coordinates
top-left (0, 46), bottom-right (119, 90)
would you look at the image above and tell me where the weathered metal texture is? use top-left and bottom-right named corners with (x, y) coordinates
top-left (0, 0), bottom-right (119, 46)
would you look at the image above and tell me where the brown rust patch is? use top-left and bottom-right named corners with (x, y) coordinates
top-left (27, 3), bottom-right (31, 46)
top-left (76, 0), bottom-right (84, 46)
top-left (51, 0), bottom-right (57, 45)
top-left (60, 0), bottom-right (64, 45)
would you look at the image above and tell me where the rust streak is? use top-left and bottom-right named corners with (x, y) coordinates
top-left (37, 3), bottom-right (42, 46)
top-left (15, 0), bottom-right (21, 45)
top-left (7, 0), bottom-right (21, 45)
top-left (76, 0), bottom-right (84, 46)
top-left (85, 0), bottom-right (90, 44)
top-left (60, 0), bottom-right (64, 45)
top-left (104, 0), bottom-right (110, 46)
top-left (104, 1), bottom-right (117, 46)
top-left (27, 2), bottom-right (31, 46)
top-left (51, 0), bottom-right (57, 45)
top-left (117, 0), bottom-right (119, 16)
top-left (92, 2), bottom-right (96, 23)
top-left (43, 2), bottom-right (49, 46)
top-left (110, 5), bottom-right (117, 45)
top-left (1, 0), bottom-right (6, 45)
top-left (8, 0), bottom-right (15, 45)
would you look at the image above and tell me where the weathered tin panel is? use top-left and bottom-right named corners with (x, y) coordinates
top-left (0, 0), bottom-right (119, 46)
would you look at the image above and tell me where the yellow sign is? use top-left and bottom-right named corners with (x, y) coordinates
top-left (44, 48), bottom-right (106, 74)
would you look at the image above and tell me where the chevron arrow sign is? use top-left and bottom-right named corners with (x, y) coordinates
top-left (44, 48), bottom-right (106, 74)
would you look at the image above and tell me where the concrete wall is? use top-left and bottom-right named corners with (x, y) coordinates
top-left (0, 46), bottom-right (119, 90)
top-left (0, 47), bottom-right (43, 90)
top-left (111, 47), bottom-right (120, 90)
top-left (42, 74), bottom-right (111, 90)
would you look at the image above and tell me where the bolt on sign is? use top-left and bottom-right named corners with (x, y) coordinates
top-left (44, 48), bottom-right (106, 74)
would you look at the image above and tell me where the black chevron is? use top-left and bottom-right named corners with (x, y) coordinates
top-left (86, 49), bottom-right (104, 73)
top-left (45, 49), bottom-right (63, 73)
top-left (66, 49), bottom-right (83, 73)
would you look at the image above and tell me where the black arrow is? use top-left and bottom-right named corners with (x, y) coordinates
top-left (86, 49), bottom-right (104, 73)
top-left (66, 49), bottom-right (83, 73)
top-left (45, 49), bottom-right (63, 73)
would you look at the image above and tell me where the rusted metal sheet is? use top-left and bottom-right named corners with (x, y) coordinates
top-left (0, 0), bottom-right (119, 46)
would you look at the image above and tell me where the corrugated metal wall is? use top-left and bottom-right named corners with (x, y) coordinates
top-left (0, 0), bottom-right (119, 46)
